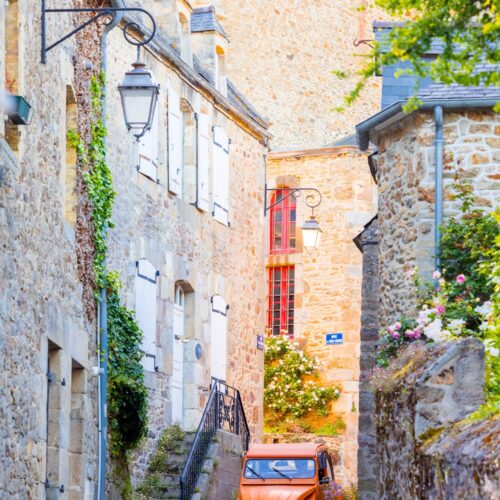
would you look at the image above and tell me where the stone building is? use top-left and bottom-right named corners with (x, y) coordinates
top-left (218, 0), bottom-right (382, 485)
top-left (1, 0), bottom-right (270, 496)
top-left (354, 23), bottom-right (500, 499)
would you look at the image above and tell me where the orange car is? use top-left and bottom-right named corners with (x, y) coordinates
top-left (239, 442), bottom-right (344, 500)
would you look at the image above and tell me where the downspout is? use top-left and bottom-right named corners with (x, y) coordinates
top-left (434, 106), bottom-right (444, 271)
top-left (97, 3), bottom-right (124, 499)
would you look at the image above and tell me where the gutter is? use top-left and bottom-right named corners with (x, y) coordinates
top-left (356, 98), bottom-right (499, 151)
top-left (434, 106), bottom-right (444, 270)
top-left (97, 3), bottom-right (124, 499)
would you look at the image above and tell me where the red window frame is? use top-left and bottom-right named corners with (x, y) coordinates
top-left (270, 189), bottom-right (296, 254)
top-left (267, 266), bottom-right (295, 337)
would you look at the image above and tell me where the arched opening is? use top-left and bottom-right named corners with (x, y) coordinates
top-left (180, 98), bottom-right (196, 203)
top-left (215, 45), bottom-right (227, 95)
top-left (270, 188), bottom-right (297, 254)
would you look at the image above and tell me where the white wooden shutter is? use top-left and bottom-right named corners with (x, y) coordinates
top-left (137, 103), bottom-right (159, 182)
top-left (168, 88), bottom-right (183, 195)
top-left (135, 259), bottom-right (158, 372)
top-left (197, 113), bottom-right (210, 211)
top-left (212, 126), bottom-right (229, 225)
top-left (210, 295), bottom-right (228, 381)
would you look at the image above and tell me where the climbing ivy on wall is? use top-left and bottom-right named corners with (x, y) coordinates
top-left (69, 74), bottom-right (148, 456)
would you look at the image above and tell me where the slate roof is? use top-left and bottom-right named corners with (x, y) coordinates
top-left (191, 7), bottom-right (228, 38)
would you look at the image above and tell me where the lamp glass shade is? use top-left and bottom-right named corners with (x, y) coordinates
top-left (118, 61), bottom-right (159, 138)
top-left (301, 216), bottom-right (322, 250)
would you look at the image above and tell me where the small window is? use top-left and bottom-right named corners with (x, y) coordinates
top-left (267, 266), bottom-right (295, 337)
top-left (270, 189), bottom-right (296, 254)
top-left (212, 126), bottom-right (229, 225)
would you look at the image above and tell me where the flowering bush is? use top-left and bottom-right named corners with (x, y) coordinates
top-left (264, 335), bottom-right (340, 423)
top-left (376, 179), bottom-right (499, 410)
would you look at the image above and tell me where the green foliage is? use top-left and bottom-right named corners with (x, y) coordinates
top-left (137, 424), bottom-right (185, 497)
top-left (313, 417), bottom-right (346, 437)
top-left (337, 0), bottom-right (499, 111)
top-left (264, 336), bottom-right (340, 425)
top-left (69, 75), bottom-right (148, 455)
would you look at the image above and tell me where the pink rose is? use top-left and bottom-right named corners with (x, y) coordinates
top-left (412, 329), bottom-right (422, 339)
top-left (456, 274), bottom-right (466, 284)
top-left (435, 305), bottom-right (445, 315)
top-left (394, 322), bottom-right (402, 330)
top-left (432, 271), bottom-right (441, 280)
top-left (391, 332), bottom-right (400, 340)
top-left (404, 330), bottom-right (414, 338)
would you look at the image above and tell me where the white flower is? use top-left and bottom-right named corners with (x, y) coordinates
top-left (417, 308), bottom-right (433, 327)
top-left (484, 340), bottom-right (499, 358)
top-left (432, 270), bottom-right (441, 280)
top-left (448, 319), bottom-right (465, 335)
top-left (424, 319), bottom-right (447, 342)
top-left (475, 301), bottom-right (492, 318)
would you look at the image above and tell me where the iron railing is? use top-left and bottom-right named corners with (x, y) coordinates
top-left (179, 378), bottom-right (250, 499)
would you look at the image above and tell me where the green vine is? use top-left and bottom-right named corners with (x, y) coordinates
top-left (68, 74), bottom-right (148, 460)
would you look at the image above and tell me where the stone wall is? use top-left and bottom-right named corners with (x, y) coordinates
top-left (267, 148), bottom-right (377, 484)
top-left (375, 338), bottom-right (499, 499)
top-left (377, 109), bottom-right (500, 325)
top-left (0, 1), bottom-right (99, 498)
top-left (354, 217), bottom-right (379, 500)
top-left (104, 24), bottom-right (268, 482)
top-left (218, 0), bottom-right (383, 150)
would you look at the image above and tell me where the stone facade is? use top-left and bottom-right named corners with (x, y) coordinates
top-left (377, 109), bottom-right (500, 325)
top-left (0, 1), bottom-right (99, 498)
top-left (267, 147), bottom-right (377, 485)
top-left (375, 339), bottom-right (498, 499)
top-left (102, 4), bottom-right (270, 484)
top-left (217, 0), bottom-right (383, 150)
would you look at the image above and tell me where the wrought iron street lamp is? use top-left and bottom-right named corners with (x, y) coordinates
top-left (264, 185), bottom-right (323, 250)
top-left (118, 50), bottom-right (159, 140)
top-left (301, 215), bottom-right (322, 250)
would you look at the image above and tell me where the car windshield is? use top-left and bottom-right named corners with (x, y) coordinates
top-left (244, 458), bottom-right (316, 479)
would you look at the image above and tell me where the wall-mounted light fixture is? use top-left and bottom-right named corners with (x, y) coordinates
top-left (41, 2), bottom-right (159, 140)
top-left (264, 184), bottom-right (323, 250)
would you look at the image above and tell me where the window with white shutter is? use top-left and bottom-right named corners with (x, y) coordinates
top-left (212, 126), bottom-right (229, 225)
top-left (210, 295), bottom-right (228, 382)
top-left (137, 103), bottom-right (159, 182)
top-left (197, 113), bottom-right (210, 211)
top-left (168, 88), bottom-right (183, 196)
top-left (135, 259), bottom-right (159, 372)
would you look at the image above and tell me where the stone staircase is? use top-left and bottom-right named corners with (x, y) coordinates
top-left (137, 430), bottom-right (196, 499)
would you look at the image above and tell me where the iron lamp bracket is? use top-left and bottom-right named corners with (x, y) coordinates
top-left (41, 1), bottom-right (156, 63)
top-left (264, 184), bottom-right (322, 215)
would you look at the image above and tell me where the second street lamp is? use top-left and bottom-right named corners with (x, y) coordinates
top-left (301, 215), bottom-right (322, 250)
top-left (118, 49), bottom-right (159, 141)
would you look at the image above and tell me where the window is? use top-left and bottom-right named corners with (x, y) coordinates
top-left (212, 126), bottom-right (229, 225)
top-left (210, 295), bottom-right (228, 381)
top-left (135, 259), bottom-right (159, 371)
top-left (270, 189), bottom-right (296, 254)
top-left (267, 266), bottom-right (295, 337)
top-left (215, 45), bottom-right (227, 96)
top-left (168, 88), bottom-right (183, 195)
top-left (181, 99), bottom-right (196, 203)
top-left (244, 459), bottom-right (315, 479)
top-left (179, 13), bottom-right (192, 64)
top-left (196, 112), bottom-right (210, 211)
top-left (137, 100), bottom-right (159, 182)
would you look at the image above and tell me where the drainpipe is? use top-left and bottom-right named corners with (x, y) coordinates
top-left (97, 3), bottom-right (124, 499)
top-left (434, 106), bottom-right (444, 271)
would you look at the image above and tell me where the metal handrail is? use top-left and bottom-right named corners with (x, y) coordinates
top-left (179, 378), bottom-right (250, 499)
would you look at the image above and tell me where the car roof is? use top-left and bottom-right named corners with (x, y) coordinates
top-left (245, 443), bottom-right (324, 459)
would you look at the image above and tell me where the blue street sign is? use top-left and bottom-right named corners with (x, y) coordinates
top-left (326, 332), bottom-right (343, 345)
top-left (257, 335), bottom-right (264, 351)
